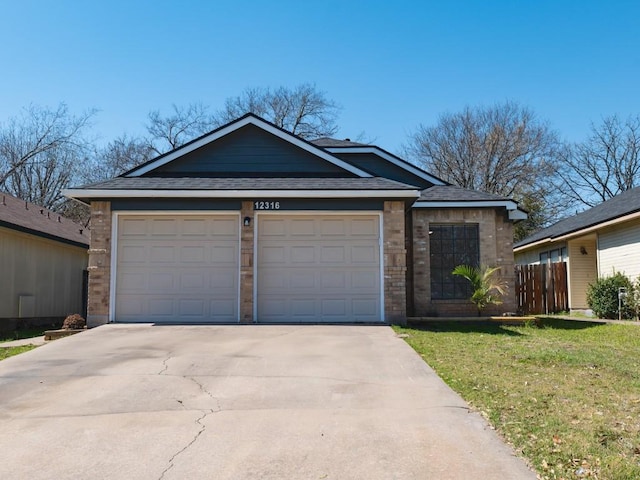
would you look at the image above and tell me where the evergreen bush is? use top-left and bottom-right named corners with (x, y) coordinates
top-left (586, 272), bottom-right (635, 319)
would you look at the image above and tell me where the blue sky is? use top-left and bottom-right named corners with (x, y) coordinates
top-left (1, 0), bottom-right (639, 154)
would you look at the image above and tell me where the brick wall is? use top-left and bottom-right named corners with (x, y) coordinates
top-left (86, 201), bottom-right (112, 327)
top-left (383, 201), bottom-right (407, 324)
top-left (240, 201), bottom-right (254, 323)
top-left (409, 208), bottom-right (516, 317)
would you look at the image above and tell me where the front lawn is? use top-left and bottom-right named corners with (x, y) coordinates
top-left (395, 320), bottom-right (640, 480)
top-left (0, 345), bottom-right (37, 361)
top-left (0, 328), bottom-right (47, 343)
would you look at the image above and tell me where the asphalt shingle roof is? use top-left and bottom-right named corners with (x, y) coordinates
top-left (75, 177), bottom-right (419, 191)
top-left (418, 185), bottom-right (510, 202)
top-left (0, 192), bottom-right (89, 246)
top-left (515, 186), bottom-right (640, 248)
top-left (311, 137), bottom-right (370, 147)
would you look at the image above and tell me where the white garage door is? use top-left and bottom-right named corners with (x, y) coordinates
top-left (257, 214), bottom-right (382, 323)
top-left (115, 214), bottom-right (239, 323)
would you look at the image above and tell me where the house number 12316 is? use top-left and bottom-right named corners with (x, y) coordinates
top-left (254, 201), bottom-right (281, 210)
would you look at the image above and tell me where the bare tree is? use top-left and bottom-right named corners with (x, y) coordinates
top-left (215, 83), bottom-right (341, 139)
top-left (556, 115), bottom-right (640, 208)
top-left (146, 103), bottom-right (214, 155)
top-left (0, 103), bottom-right (95, 209)
top-left (406, 102), bottom-right (565, 240)
top-left (85, 135), bottom-right (155, 183)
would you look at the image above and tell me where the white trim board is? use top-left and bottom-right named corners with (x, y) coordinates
top-left (126, 115), bottom-right (373, 178)
top-left (413, 200), bottom-right (527, 221)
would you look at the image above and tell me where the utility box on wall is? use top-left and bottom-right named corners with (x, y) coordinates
top-left (18, 295), bottom-right (35, 318)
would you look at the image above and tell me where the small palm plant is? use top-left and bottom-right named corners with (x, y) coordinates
top-left (452, 265), bottom-right (507, 316)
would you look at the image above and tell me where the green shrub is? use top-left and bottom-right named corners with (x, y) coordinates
top-left (586, 272), bottom-right (635, 319)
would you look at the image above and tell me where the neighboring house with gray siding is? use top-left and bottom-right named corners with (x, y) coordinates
top-left (64, 113), bottom-right (526, 326)
top-left (514, 187), bottom-right (640, 312)
top-left (0, 192), bottom-right (89, 328)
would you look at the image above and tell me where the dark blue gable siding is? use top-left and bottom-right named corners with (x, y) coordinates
top-left (147, 124), bottom-right (354, 177)
top-left (333, 152), bottom-right (432, 188)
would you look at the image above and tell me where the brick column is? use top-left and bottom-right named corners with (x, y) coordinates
top-left (410, 210), bottom-right (430, 316)
top-left (87, 201), bottom-right (112, 327)
top-left (240, 201), bottom-right (254, 323)
top-left (383, 201), bottom-right (407, 324)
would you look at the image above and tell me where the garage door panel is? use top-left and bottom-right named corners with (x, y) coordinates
top-left (150, 246), bottom-right (175, 263)
top-left (291, 246), bottom-right (315, 263)
top-left (210, 298), bottom-right (236, 317)
top-left (321, 299), bottom-right (346, 316)
top-left (320, 219), bottom-right (346, 235)
top-left (116, 215), bottom-right (239, 323)
top-left (149, 299), bottom-right (174, 316)
top-left (321, 246), bottom-right (345, 263)
top-left (121, 245), bottom-right (147, 263)
top-left (180, 272), bottom-right (206, 290)
top-left (179, 299), bottom-right (205, 316)
top-left (117, 296), bottom-right (145, 316)
top-left (257, 215), bottom-right (381, 323)
top-left (151, 218), bottom-right (178, 235)
top-left (212, 245), bottom-right (238, 263)
top-left (120, 218), bottom-right (147, 236)
top-left (182, 218), bottom-right (208, 235)
top-left (290, 219), bottom-right (316, 236)
top-left (351, 245), bottom-right (378, 263)
top-left (210, 271), bottom-right (237, 289)
top-left (261, 218), bottom-right (287, 236)
top-left (149, 273), bottom-right (174, 290)
top-left (119, 271), bottom-right (146, 290)
top-left (351, 271), bottom-right (378, 289)
top-left (291, 299), bottom-right (317, 316)
top-left (262, 245), bottom-right (286, 264)
top-left (180, 246), bottom-right (206, 262)
top-left (351, 218), bottom-right (378, 236)
top-left (353, 298), bottom-right (378, 316)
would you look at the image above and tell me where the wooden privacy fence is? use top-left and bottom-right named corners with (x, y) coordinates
top-left (515, 263), bottom-right (568, 315)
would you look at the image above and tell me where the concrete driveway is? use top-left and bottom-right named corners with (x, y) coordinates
top-left (0, 325), bottom-right (535, 479)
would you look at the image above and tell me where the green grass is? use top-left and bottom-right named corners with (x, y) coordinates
top-left (395, 319), bottom-right (640, 480)
top-left (0, 344), bottom-right (37, 360)
top-left (0, 328), bottom-right (47, 343)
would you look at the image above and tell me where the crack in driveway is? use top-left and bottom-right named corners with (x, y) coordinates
top-left (158, 376), bottom-right (221, 480)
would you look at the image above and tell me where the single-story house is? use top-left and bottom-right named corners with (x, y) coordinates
top-left (64, 113), bottom-right (526, 326)
top-left (0, 192), bottom-right (89, 327)
top-left (514, 187), bottom-right (640, 312)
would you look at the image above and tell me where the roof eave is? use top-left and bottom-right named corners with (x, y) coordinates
top-left (515, 208), bottom-right (640, 251)
top-left (326, 146), bottom-right (448, 186)
top-left (63, 188), bottom-right (420, 200)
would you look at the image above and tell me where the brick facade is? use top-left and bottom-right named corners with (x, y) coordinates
top-left (383, 201), bottom-right (407, 324)
top-left (86, 201), bottom-right (112, 327)
top-left (83, 202), bottom-right (515, 325)
top-left (240, 201), bottom-right (254, 323)
top-left (408, 208), bottom-right (516, 317)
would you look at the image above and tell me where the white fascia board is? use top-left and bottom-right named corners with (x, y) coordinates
top-left (514, 210), bottom-right (640, 252)
top-left (413, 200), bottom-right (520, 209)
top-left (414, 199), bottom-right (528, 221)
top-left (326, 146), bottom-right (446, 185)
top-left (513, 238), bottom-right (553, 253)
top-left (128, 117), bottom-right (372, 178)
top-left (63, 188), bottom-right (420, 199)
top-left (508, 209), bottom-right (528, 220)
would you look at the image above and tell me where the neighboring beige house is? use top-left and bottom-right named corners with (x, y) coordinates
top-left (514, 187), bottom-right (640, 312)
top-left (64, 113), bottom-right (526, 327)
top-left (0, 192), bottom-right (90, 327)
